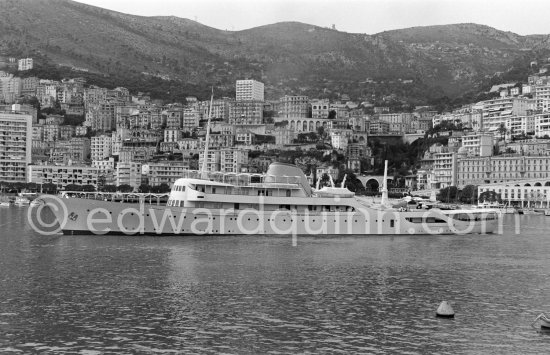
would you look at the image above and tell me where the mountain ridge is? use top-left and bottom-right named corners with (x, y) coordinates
top-left (1, 0), bottom-right (549, 102)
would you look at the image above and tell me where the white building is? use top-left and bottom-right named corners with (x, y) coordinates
top-left (0, 108), bottom-right (32, 182)
top-left (92, 157), bottom-right (115, 174)
top-left (220, 149), bottom-right (248, 173)
top-left (198, 150), bottom-right (221, 172)
top-left (330, 130), bottom-right (351, 150)
top-left (461, 133), bottom-right (493, 157)
top-left (164, 129), bottom-right (182, 142)
top-left (142, 161), bottom-right (189, 187)
top-left (18, 58), bottom-right (33, 71)
top-left (432, 151), bottom-right (457, 189)
top-left (116, 162), bottom-right (142, 190)
top-left (91, 134), bottom-right (113, 161)
top-left (481, 97), bottom-right (533, 134)
top-left (27, 164), bottom-right (98, 189)
top-left (236, 79), bottom-right (264, 101)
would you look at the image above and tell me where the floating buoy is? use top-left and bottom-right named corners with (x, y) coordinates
top-left (436, 301), bottom-right (455, 318)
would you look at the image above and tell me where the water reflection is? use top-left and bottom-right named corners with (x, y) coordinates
top-left (1, 212), bottom-right (550, 353)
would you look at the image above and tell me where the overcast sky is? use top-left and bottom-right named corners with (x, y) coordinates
top-left (75, 0), bottom-right (550, 35)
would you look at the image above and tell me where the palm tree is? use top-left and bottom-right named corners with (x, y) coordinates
top-left (497, 123), bottom-right (508, 142)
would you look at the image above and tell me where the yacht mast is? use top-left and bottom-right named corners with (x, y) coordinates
top-left (200, 87), bottom-right (214, 179)
top-left (380, 160), bottom-right (389, 207)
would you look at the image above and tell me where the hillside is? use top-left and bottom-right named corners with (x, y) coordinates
top-left (1, 0), bottom-right (550, 102)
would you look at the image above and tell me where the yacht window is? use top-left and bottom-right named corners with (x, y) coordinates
top-left (234, 203), bottom-right (240, 210)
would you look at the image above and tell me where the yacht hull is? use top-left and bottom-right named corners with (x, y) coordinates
top-left (45, 197), bottom-right (498, 236)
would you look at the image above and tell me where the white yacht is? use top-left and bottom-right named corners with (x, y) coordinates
top-left (42, 161), bottom-right (498, 236)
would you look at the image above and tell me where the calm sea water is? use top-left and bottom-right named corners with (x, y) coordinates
top-left (1, 207), bottom-right (550, 354)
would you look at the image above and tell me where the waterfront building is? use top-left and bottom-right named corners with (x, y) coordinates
top-left (236, 79), bottom-right (264, 101)
top-left (432, 151), bottom-right (457, 189)
top-left (142, 161), bottom-right (189, 187)
top-left (27, 164), bottom-right (98, 190)
top-left (456, 154), bottom-right (550, 187)
top-left (478, 180), bottom-right (550, 208)
top-left (0, 109), bottom-right (32, 182)
top-left (278, 95), bottom-right (309, 118)
top-left (116, 162), bottom-right (142, 190)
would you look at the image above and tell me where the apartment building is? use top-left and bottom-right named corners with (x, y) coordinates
top-left (456, 155), bottom-right (550, 187)
top-left (229, 101), bottom-right (263, 125)
top-left (142, 161), bottom-right (189, 187)
top-left (91, 134), bottom-right (113, 161)
top-left (481, 97), bottom-right (533, 133)
top-left (236, 79), bottom-right (264, 101)
top-left (461, 133), bottom-right (493, 157)
top-left (27, 164), bottom-right (98, 189)
top-left (116, 162), bottom-right (142, 190)
top-left (18, 58), bottom-right (33, 71)
top-left (311, 99), bottom-right (330, 119)
top-left (0, 109), bottom-right (32, 182)
top-left (278, 95), bottom-right (309, 118)
top-left (220, 149), bottom-right (248, 173)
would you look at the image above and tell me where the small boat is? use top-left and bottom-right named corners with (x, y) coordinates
top-left (30, 199), bottom-right (43, 207)
top-left (14, 197), bottom-right (30, 206)
top-left (532, 313), bottom-right (550, 329)
top-left (544, 210), bottom-right (550, 217)
top-left (521, 209), bottom-right (543, 215)
top-left (0, 201), bottom-right (10, 207)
